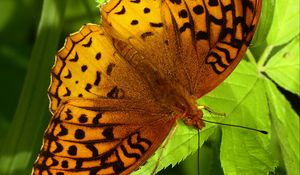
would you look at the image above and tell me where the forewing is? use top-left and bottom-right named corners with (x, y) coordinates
top-left (101, 0), bottom-right (193, 93)
top-left (101, 0), bottom-right (262, 97)
top-left (48, 24), bottom-right (154, 113)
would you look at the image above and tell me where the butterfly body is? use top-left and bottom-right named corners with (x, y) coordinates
top-left (33, 0), bottom-right (262, 174)
top-left (109, 38), bottom-right (203, 129)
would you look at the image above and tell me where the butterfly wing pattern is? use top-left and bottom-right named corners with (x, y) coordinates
top-left (102, 0), bottom-right (262, 97)
top-left (33, 25), bottom-right (176, 175)
top-left (33, 0), bottom-right (262, 175)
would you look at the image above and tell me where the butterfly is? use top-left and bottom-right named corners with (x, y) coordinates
top-left (32, 0), bottom-right (262, 174)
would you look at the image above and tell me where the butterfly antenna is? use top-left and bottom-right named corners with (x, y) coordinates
top-left (202, 119), bottom-right (268, 134)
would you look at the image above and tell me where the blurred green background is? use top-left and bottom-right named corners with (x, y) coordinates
top-left (0, 0), bottom-right (299, 175)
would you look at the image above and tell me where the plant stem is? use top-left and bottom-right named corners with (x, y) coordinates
top-left (246, 49), bottom-right (257, 65)
top-left (258, 45), bottom-right (274, 67)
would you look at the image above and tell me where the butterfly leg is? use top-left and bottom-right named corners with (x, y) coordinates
top-left (198, 105), bottom-right (226, 117)
top-left (151, 123), bottom-right (179, 175)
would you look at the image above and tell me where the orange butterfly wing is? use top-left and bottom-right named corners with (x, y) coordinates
top-left (48, 24), bottom-right (154, 113)
top-left (33, 24), bottom-right (176, 175)
top-left (33, 99), bottom-right (175, 175)
top-left (101, 0), bottom-right (262, 98)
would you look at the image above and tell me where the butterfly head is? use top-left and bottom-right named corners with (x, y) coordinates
top-left (181, 106), bottom-right (205, 130)
top-left (172, 94), bottom-right (205, 130)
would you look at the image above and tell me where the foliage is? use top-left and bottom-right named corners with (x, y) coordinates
top-left (0, 0), bottom-right (299, 175)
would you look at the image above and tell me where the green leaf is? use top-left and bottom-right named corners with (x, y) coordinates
top-left (220, 77), bottom-right (276, 174)
top-left (267, 0), bottom-right (300, 46)
top-left (252, 0), bottom-right (275, 46)
top-left (265, 79), bottom-right (300, 175)
top-left (0, 0), bottom-right (66, 174)
top-left (206, 61), bottom-right (277, 175)
top-left (265, 36), bottom-right (300, 96)
top-left (134, 61), bottom-right (278, 175)
top-left (132, 121), bottom-right (216, 175)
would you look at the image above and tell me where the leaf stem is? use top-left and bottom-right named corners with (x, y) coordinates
top-left (258, 45), bottom-right (274, 67)
top-left (246, 49), bottom-right (257, 65)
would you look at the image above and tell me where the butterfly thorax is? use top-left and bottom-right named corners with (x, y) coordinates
top-left (149, 74), bottom-right (205, 130)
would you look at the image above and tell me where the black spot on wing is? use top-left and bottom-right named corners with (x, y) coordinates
top-left (93, 113), bottom-right (102, 124)
top-left (85, 83), bottom-right (92, 92)
top-left (78, 114), bottom-right (88, 123)
top-left (81, 65), bottom-right (88, 72)
top-left (95, 52), bottom-right (102, 60)
top-left (64, 70), bottom-right (72, 79)
top-left (102, 127), bottom-right (114, 140)
top-left (82, 37), bottom-right (92, 47)
top-left (61, 160), bottom-right (69, 168)
top-left (150, 22), bottom-right (163, 28)
top-left (131, 20), bottom-right (139, 25)
top-left (69, 52), bottom-right (79, 62)
top-left (63, 87), bottom-right (71, 97)
top-left (67, 145), bottom-right (77, 156)
top-left (65, 109), bottom-right (73, 120)
top-left (57, 124), bottom-right (68, 136)
top-left (179, 9), bottom-right (188, 18)
top-left (144, 7), bottom-right (150, 14)
top-left (115, 5), bottom-right (126, 15)
top-left (196, 31), bottom-right (209, 40)
top-left (74, 129), bottom-right (85, 140)
top-left (106, 86), bottom-right (125, 99)
top-left (53, 142), bottom-right (63, 153)
top-left (94, 71), bottom-right (101, 86)
top-left (141, 32), bottom-right (154, 40)
top-left (179, 22), bottom-right (192, 33)
top-left (106, 63), bottom-right (116, 75)
top-left (193, 5), bottom-right (204, 15)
